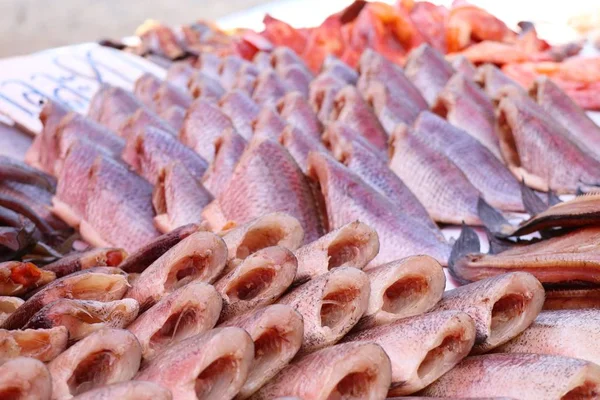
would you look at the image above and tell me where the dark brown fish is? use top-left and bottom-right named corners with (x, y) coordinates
top-left (361, 80), bottom-right (422, 134)
top-left (474, 64), bottom-right (523, 101)
top-left (278, 267), bottom-right (370, 354)
top-left (0, 357), bottom-right (53, 400)
top-left (433, 272), bottom-right (545, 354)
top-left (0, 326), bottom-right (68, 363)
top-left (1, 267), bottom-right (129, 330)
top-left (250, 342), bottom-right (392, 400)
top-left (0, 193), bottom-right (60, 240)
top-left (0, 296), bottom-right (24, 324)
top-left (252, 70), bottom-right (288, 106)
top-left (0, 154), bottom-right (56, 192)
top-left (152, 163), bottom-right (213, 233)
top-left (134, 327), bottom-right (254, 400)
top-left (43, 248), bottom-right (127, 278)
top-left (219, 90), bottom-right (261, 140)
top-left (127, 281), bottom-right (221, 361)
top-left (389, 125), bottom-right (482, 225)
top-left (70, 381), bottom-right (172, 400)
top-left (48, 328), bottom-right (142, 399)
top-left (202, 137), bottom-right (324, 244)
top-left (356, 255), bottom-right (446, 331)
top-left (126, 231), bottom-right (227, 310)
top-left (308, 73), bottom-right (346, 123)
top-left (133, 73), bottom-right (193, 114)
top-left (189, 70), bottom-right (225, 101)
top-left (419, 353), bottom-right (600, 399)
top-left (544, 288), bottom-right (600, 310)
top-left (293, 221), bottom-right (378, 286)
top-left (0, 261), bottom-right (55, 296)
top-left (252, 106), bottom-right (288, 140)
top-left (202, 128), bottom-right (247, 197)
top-left (221, 304), bottom-right (304, 399)
top-left (451, 55), bottom-right (478, 79)
top-left (345, 311), bottom-right (476, 396)
top-left (321, 54), bottom-right (358, 84)
top-left (279, 126), bottom-right (328, 172)
top-left (87, 84), bottom-right (145, 133)
top-left (307, 151), bottom-right (451, 266)
top-left (404, 44), bottom-right (455, 106)
top-left (276, 91), bottom-right (322, 139)
top-left (118, 107), bottom-right (176, 140)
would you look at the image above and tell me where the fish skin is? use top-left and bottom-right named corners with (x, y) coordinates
top-left (344, 311), bottom-right (476, 395)
top-left (0, 357), bottom-right (53, 400)
top-left (27, 101), bottom-right (70, 171)
top-left (389, 125), bottom-right (483, 225)
top-left (414, 112), bottom-right (523, 211)
top-left (324, 123), bottom-right (439, 232)
top-left (279, 126), bottom-right (328, 172)
top-left (166, 61), bottom-right (195, 89)
top-left (252, 107), bottom-right (288, 140)
top-left (531, 76), bottom-right (600, 160)
top-left (278, 267), bottom-right (370, 354)
top-left (201, 128), bottom-right (247, 197)
top-left (450, 55), bottom-right (478, 80)
top-left (279, 65), bottom-right (311, 98)
top-left (152, 163), bottom-right (213, 234)
top-left (404, 44), bottom-right (455, 106)
top-left (307, 151), bottom-right (451, 266)
top-left (220, 304), bottom-right (304, 400)
top-left (0, 154), bottom-right (56, 191)
top-left (544, 288), bottom-right (600, 311)
top-left (127, 282), bottom-right (222, 361)
top-left (293, 221), bottom-right (379, 286)
top-left (0, 190), bottom-right (63, 239)
top-left (0, 261), bottom-right (56, 296)
top-left (196, 52), bottom-right (222, 79)
top-left (432, 272), bottom-right (545, 354)
top-left (321, 55), bottom-right (358, 85)
top-left (126, 231), bottom-right (227, 310)
top-left (276, 92), bottom-right (322, 139)
top-left (0, 326), bottom-right (68, 363)
top-left (473, 63), bottom-right (524, 101)
top-left (215, 246), bottom-right (297, 322)
top-left (70, 381), bottom-right (172, 400)
top-left (497, 87), bottom-right (600, 193)
top-left (87, 85), bottom-right (145, 133)
top-left (204, 137), bottom-right (324, 244)
top-left (308, 73), bottom-right (346, 123)
top-left (118, 224), bottom-right (202, 274)
top-left (133, 73), bottom-right (193, 114)
top-left (179, 98), bottom-right (234, 163)
top-left (252, 70), bottom-right (289, 106)
top-left (329, 85), bottom-right (389, 153)
top-left (42, 248), bottom-right (127, 278)
top-left (271, 47), bottom-right (314, 79)
top-left (433, 74), bottom-right (503, 159)
top-left (219, 90), bottom-right (261, 141)
top-left (118, 108), bottom-right (176, 141)
top-left (134, 327), bottom-right (254, 400)
top-left (0, 296), bottom-right (24, 325)
top-left (356, 256), bottom-right (446, 331)
top-left (250, 342), bottom-right (392, 400)
top-left (419, 353), bottom-right (600, 399)
top-left (188, 70), bottom-right (225, 102)
top-left (1, 267), bottom-right (129, 330)
top-left (48, 328), bottom-right (142, 400)
top-left (219, 56), bottom-right (259, 90)
top-left (24, 298), bottom-right (139, 343)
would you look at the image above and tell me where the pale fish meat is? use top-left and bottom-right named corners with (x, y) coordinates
top-left (70, 381), bottom-right (172, 400)
top-left (26, 101), bottom-right (69, 171)
top-left (118, 108), bottom-right (175, 140)
top-left (0, 357), bottom-right (53, 400)
top-left (42, 248), bottom-right (127, 278)
top-left (276, 92), bottom-right (322, 139)
top-left (0, 326), bottom-right (68, 363)
top-left (87, 85), bottom-right (145, 133)
top-left (279, 126), bottom-right (328, 172)
top-left (0, 296), bottom-right (24, 324)
top-left (308, 73), bottom-right (346, 123)
top-left (0, 261), bottom-right (55, 296)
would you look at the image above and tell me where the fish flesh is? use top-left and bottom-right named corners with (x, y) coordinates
top-left (2, 267), bottom-right (129, 330)
top-left (276, 92), bottom-right (322, 139)
top-left (118, 108), bottom-right (176, 140)
top-left (48, 328), bottom-right (142, 399)
top-left (127, 281), bottom-right (222, 361)
top-left (0, 326), bottom-right (68, 363)
top-left (278, 267), bottom-right (370, 354)
top-left (70, 381), bottom-right (172, 400)
top-left (419, 353), bottom-right (600, 399)
top-left (389, 125), bottom-right (483, 225)
top-left (201, 128), bottom-right (247, 197)
top-left (344, 310), bottom-right (476, 395)
top-left (152, 163), bottom-right (214, 233)
top-left (432, 271), bottom-right (545, 354)
top-left (221, 304), bottom-right (304, 399)
top-left (279, 126), bottom-right (328, 172)
top-left (203, 137), bottom-right (324, 244)
top-left (250, 342), bottom-right (392, 400)
top-left (0, 296), bottom-right (24, 324)
top-left (404, 44), bottom-right (455, 106)
top-left (220, 212), bottom-right (304, 274)
top-left (544, 288), bottom-right (600, 311)
top-left (219, 90), bottom-right (261, 141)
top-left (126, 231), bottom-right (227, 310)
top-left (356, 255), bottom-right (446, 331)
top-left (293, 220), bottom-right (378, 286)
top-left (43, 248), bottom-right (127, 278)
top-left (87, 85), bottom-right (145, 133)
top-left (135, 327), bottom-right (254, 400)
top-left (0, 261), bottom-right (55, 296)
top-left (24, 298), bottom-right (139, 343)
top-left (27, 101), bottom-right (69, 171)
top-left (307, 151), bottom-right (451, 266)
top-left (0, 357), bottom-right (53, 400)
top-left (215, 246), bottom-right (297, 322)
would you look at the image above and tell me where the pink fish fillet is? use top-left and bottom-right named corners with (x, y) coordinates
top-left (127, 282), bottom-right (222, 361)
top-left (70, 381), bottom-right (172, 400)
top-left (250, 342), bottom-right (392, 400)
top-left (321, 55), bottom-right (358, 85)
top-left (126, 231), bottom-right (227, 310)
top-left (252, 70), bottom-right (289, 106)
top-left (271, 47), bottom-right (314, 79)
top-left (278, 267), bottom-right (370, 354)
top-left (450, 55), bottom-right (478, 79)
top-left (0, 357), bottom-right (53, 400)
top-left (404, 44), bottom-right (455, 106)
top-left (276, 91), bottom-right (322, 139)
top-left (219, 90), bottom-right (261, 141)
top-left (135, 327), bottom-right (254, 400)
top-left (158, 105), bottom-right (186, 132)
top-left (202, 128), bottom-right (247, 197)
top-left (0, 326), bottom-right (68, 363)
top-left (252, 107), bottom-right (288, 140)
top-left (87, 84), bottom-right (145, 133)
top-left (188, 70), bottom-right (225, 102)
top-left (344, 310), bottom-right (476, 395)
top-left (356, 255), bottom-right (446, 331)
top-left (221, 304), bottom-right (304, 399)
top-left (47, 328), bottom-right (142, 399)
top-left (218, 56), bottom-right (259, 90)
top-left (307, 151), bottom-right (451, 266)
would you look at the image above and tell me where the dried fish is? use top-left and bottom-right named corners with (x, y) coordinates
top-left (202, 128), bottom-right (247, 197)
top-left (0, 296), bottom-right (24, 324)
top-left (43, 248), bottom-right (127, 278)
top-left (188, 70), bottom-right (225, 101)
top-left (404, 44), bottom-right (455, 106)
top-left (321, 55), bottom-right (358, 84)
top-left (0, 261), bottom-right (55, 296)
top-left (0, 155), bottom-right (56, 192)
top-left (544, 288), bottom-right (600, 310)
top-left (220, 90), bottom-right (261, 141)
top-left (133, 73), bottom-right (192, 114)
top-left (276, 91), bottom-right (322, 139)
top-left (474, 63), bottom-right (523, 101)
top-left (361, 80), bottom-right (422, 134)
top-left (279, 125), bottom-right (328, 172)
top-left (252, 70), bottom-right (289, 106)
top-left (0, 357), bottom-right (52, 400)
top-left (70, 381), bottom-right (172, 400)
top-left (88, 85), bottom-right (145, 133)
top-left (118, 108), bottom-right (175, 140)
top-left (308, 73), bottom-right (346, 123)
top-left (0, 326), bottom-right (68, 363)
top-left (252, 106), bottom-right (288, 140)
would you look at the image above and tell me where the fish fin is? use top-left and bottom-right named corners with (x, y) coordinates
top-left (477, 197), bottom-right (513, 237)
top-left (448, 223), bottom-right (480, 285)
top-left (484, 228), bottom-right (514, 254)
top-left (520, 180), bottom-right (548, 215)
top-left (547, 189), bottom-right (562, 206)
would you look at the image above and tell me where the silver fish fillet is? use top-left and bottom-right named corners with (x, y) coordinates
top-left (70, 381), bottom-right (172, 400)
top-left (0, 357), bottom-right (53, 400)
top-left (0, 326), bottom-right (68, 363)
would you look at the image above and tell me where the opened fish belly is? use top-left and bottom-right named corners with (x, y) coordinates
top-left (0, 326), bottom-right (68, 363)
top-left (0, 357), bottom-right (53, 400)
top-left (0, 261), bottom-right (55, 296)
top-left (42, 248), bottom-right (127, 278)
top-left (70, 381), bottom-right (172, 400)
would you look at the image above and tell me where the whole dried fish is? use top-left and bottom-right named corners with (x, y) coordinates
top-left (404, 44), bottom-right (455, 106)
top-left (0, 296), bottom-right (24, 324)
top-left (215, 246), bottom-right (297, 322)
top-left (276, 92), bottom-right (322, 139)
top-left (43, 248), bottom-right (127, 278)
top-left (219, 55), bottom-right (259, 90)
top-left (433, 272), bottom-right (545, 354)
top-left (127, 282), bottom-right (222, 361)
top-left (451, 55), bottom-right (478, 79)
top-left (70, 381), bottom-right (172, 400)
top-left (27, 101), bottom-right (69, 171)
top-left (201, 128), bottom-right (247, 197)
top-left (356, 255), bottom-right (445, 331)
top-left (188, 70), bottom-right (225, 101)
top-left (251, 342), bottom-right (392, 400)
top-left (278, 267), bottom-right (370, 354)
top-left (0, 261), bottom-right (55, 296)
top-left (419, 353), bottom-right (600, 399)
top-left (345, 310), bottom-right (476, 395)
top-left (219, 90), bottom-right (261, 141)
top-left (0, 193), bottom-right (62, 239)
top-left (88, 85), bottom-right (145, 133)
top-left (118, 108), bottom-right (175, 140)
top-left (221, 304), bottom-right (304, 399)
top-left (0, 326), bottom-right (68, 363)
top-left (166, 61), bottom-right (195, 89)
top-left (0, 357), bottom-right (53, 400)
top-left (135, 327), bottom-right (254, 400)
top-left (271, 47), bottom-right (314, 79)
top-left (133, 73), bottom-right (192, 114)
top-left (279, 126), bottom-right (328, 172)
top-left (279, 65), bottom-right (311, 98)
top-left (48, 328), bottom-right (142, 399)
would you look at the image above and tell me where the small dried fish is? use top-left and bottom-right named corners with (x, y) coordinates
top-left (0, 261), bottom-right (55, 296)
top-left (252, 107), bottom-right (288, 140)
top-left (474, 63), bottom-right (523, 101)
top-left (71, 381), bottom-right (172, 400)
top-left (308, 73), bottom-right (346, 123)
top-left (276, 92), bottom-right (322, 139)
top-left (321, 55), bottom-right (358, 84)
top-left (0, 326), bottom-right (68, 363)
top-left (451, 55), bottom-right (478, 79)
top-left (133, 73), bottom-right (192, 114)
top-left (279, 65), bottom-right (311, 98)
top-left (279, 126), bottom-right (328, 172)
top-left (0, 357), bottom-right (52, 400)
top-left (252, 70), bottom-right (289, 106)
top-left (118, 108), bottom-right (175, 140)
top-left (219, 90), bottom-right (261, 141)
top-left (361, 80), bottom-right (422, 134)
top-left (188, 70), bottom-right (225, 101)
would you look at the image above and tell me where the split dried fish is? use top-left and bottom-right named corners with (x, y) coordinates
top-left (0, 326), bottom-right (68, 363)
top-left (0, 295), bottom-right (24, 324)
top-left (0, 261), bottom-right (55, 296)
top-left (202, 128), bottom-right (247, 198)
top-left (0, 357), bottom-right (53, 400)
top-left (219, 90), bottom-right (261, 141)
top-left (43, 248), bottom-right (127, 278)
top-left (404, 44), bottom-right (455, 106)
top-left (276, 92), bottom-right (322, 139)
top-left (70, 381), bottom-right (172, 400)
top-left (87, 85), bottom-right (145, 133)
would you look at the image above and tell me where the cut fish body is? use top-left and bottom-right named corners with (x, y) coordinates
top-left (321, 55), bottom-right (358, 85)
top-left (70, 381), bottom-right (172, 400)
top-left (42, 248), bottom-right (127, 278)
top-left (88, 85), bottom-right (145, 133)
top-left (279, 65), bottom-right (311, 98)
top-left (118, 108), bottom-right (176, 140)
top-left (271, 47), bottom-right (314, 79)
top-left (544, 288), bottom-right (600, 310)
top-left (308, 73), bottom-right (346, 123)
top-left (201, 129), bottom-right (247, 197)
top-left (133, 73), bottom-right (193, 114)
top-left (279, 126), bottom-right (328, 172)
top-left (252, 107), bottom-right (288, 140)
top-left (451, 55), bottom-right (478, 79)
top-left (221, 304), bottom-right (304, 399)
top-left (252, 70), bottom-right (289, 106)
top-left (361, 80), bottom-right (422, 134)
top-left (0, 357), bottom-right (53, 400)
top-left (27, 101), bottom-right (70, 171)
top-left (188, 70), bottom-right (225, 102)
top-left (357, 255), bottom-right (446, 330)
top-left (158, 106), bottom-right (186, 132)
top-left (474, 64), bottom-right (524, 101)
top-left (0, 296), bottom-right (24, 324)
top-left (276, 92), bottom-right (322, 139)
top-left (219, 56), bottom-right (259, 91)
top-left (166, 62), bottom-right (195, 89)
top-left (404, 44), bottom-right (455, 106)
top-left (0, 261), bottom-right (55, 296)
top-left (0, 326), bottom-right (68, 363)
top-left (219, 90), bottom-right (261, 141)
